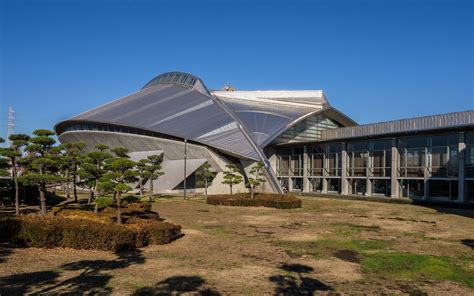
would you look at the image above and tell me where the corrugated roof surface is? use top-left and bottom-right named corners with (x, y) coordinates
top-left (321, 110), bottom-right (474, 140)
top-left (69, 83), bottom-right (260, 159)
top-left (214, 94), bottom-right (323, 146)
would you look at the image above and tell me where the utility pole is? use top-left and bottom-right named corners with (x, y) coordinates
top-left (183, 138), bottom-right (187, 200)
top-left (7, 106), bottom-right (14, 146)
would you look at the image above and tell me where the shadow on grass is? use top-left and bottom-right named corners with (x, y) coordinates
top-left (0, 249), bottom-right (145, 295)
top-left (461, 239), bottom-right (474, 250)
top-left (133, 276), bottom-right (220, 295)
top-left (269, 263), bottom-right (332, 295)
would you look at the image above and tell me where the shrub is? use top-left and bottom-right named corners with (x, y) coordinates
top-left (123, 195), bottom-right (141, 203)
top-left (141, 222), bottom-right (182, 244)
top-left (207, 193), bottom-right (301, 209)
top-left (95, 196), bottom-right (114, 209)
top-left (0, 215), bottom-right (181, 252)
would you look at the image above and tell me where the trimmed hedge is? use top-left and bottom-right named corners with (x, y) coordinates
top-left (207, 193), bottom-right (302, 209)
top-left (0, 216), bottom-right (181, 252)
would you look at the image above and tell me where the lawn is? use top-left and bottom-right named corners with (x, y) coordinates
top-left (0, 196), bottom-right (473, 295)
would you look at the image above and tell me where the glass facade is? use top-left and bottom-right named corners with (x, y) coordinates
top-left (273, 131), bottom-right (472, 201)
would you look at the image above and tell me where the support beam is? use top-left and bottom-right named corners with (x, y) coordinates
top-left (458, 132), bottom-right (466, 203)
top-left (390, 138), bottom-right (399, 198)
top-left (341, 142), bottom-right (349, 195)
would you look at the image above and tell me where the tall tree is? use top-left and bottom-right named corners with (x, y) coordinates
top-left (98, 148), bottom-right (137, 224)
top-left (195, 161), bottom-right (215, 199)
top-left (145, 154), bottom-right (164, 202)
top-left (248, 161), bottom-right (266, 199)
top-left (62, 142), bottom-right (86, 202)
top-left (18, 129), bottom-right (63, 215)
top-left (1, 134), bottom-right (30, 215)
top-left (222, 164), bottom-right (243, 195)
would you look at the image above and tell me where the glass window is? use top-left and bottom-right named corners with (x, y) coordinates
top-left (429, 180), bottom-right (458, 200)
top-left (327, 178), bottom-right (341, 193)
top-left (350, 179), bottom-right (367, 195)
top-left (309, 153), bottom-right (324, 176)
top-left (278, 155), bottom-right (290, 176)
top-left (466, 180), bottom-right (474, 201)
top-left (309, 178), bottom-right (323, 192)
top-left (400, 179), bottom-right (425, 199)
top-left (372, 179), bottom-right (391, 197)
top-left (291, 178), bottom-right (303, 191)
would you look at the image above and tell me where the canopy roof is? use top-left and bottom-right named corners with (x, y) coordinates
top-left (56, 71), bottom-right (357, 159)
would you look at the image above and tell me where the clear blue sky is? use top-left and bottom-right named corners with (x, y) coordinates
top-left (0, 0), bottom-right (473, 139)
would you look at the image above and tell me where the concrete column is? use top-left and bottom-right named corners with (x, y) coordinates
top-left (322, 152), bottom-right (328, 193)
top-left (303, 145), bottom-right (309, 192)
top-left (424, 146), bottom-right (429, 200)
top-left (341, 142), bottom-right (349, 195)
top-left (458, 132), bottom-right (466, 203)
top-left (390, 138), bottom-right (400, 198)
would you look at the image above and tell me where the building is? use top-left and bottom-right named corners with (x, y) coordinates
top-left (55, 71), bottom-right (474, 203)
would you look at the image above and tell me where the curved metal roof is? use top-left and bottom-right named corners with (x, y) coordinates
top-left (56, 72), bottom-right (357, 158)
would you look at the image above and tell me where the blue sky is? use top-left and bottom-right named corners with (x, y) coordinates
top-left (0, 0), bottom-right (473, 139)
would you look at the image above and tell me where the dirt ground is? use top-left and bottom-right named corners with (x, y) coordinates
top-left (1, 196), bottom-right (473, 295)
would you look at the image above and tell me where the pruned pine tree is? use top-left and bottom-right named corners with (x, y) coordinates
top-left (222, 163), bottom-right (243, 195)
top-left (98, 151), bottom-right (137, 224)
top-left (77, 145), bottom-right (112, 208)
top-left (146, 154), bottom-right (164, 202)
top-left (18, 129), bottom-right (63, 215)
top-left (62, 142), bottom-right (86, 202)
top-left (248, 161), bottom-right (266, 199)
top-left (0, 134), bottom-right (30, 214)
top-left (195, 161), bottom-right (215, 199)
top-left (136, 159), bottom-right (151, 199)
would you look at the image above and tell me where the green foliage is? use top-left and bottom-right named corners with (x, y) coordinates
top-left (195, 162), bottom-right (216, 197)
top-left (0, 138), bottom-right (9, 176)
top-left (222, 163), bottom-right (243, 195)
top-left (111, 147), bottom-right (130, 158)
top-left (362, 252), bottom-right (474, 288)
top-left (0, 216), bottom-right (182, 251)
top-left (95, 196), bottom-right (114, 209)
top-left (18, 129), bottom-right (63, 214)
top-left (95, 144), bottom-right (109, 152)
top-left (123, 195), bottom-right (141, 203)
top-left (248, 161), bottom-right (266, 198)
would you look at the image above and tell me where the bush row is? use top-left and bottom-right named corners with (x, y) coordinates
top-left (207, 193), bottom-right (302, 209)
top-left (0, 216), bottom-right (181, 252)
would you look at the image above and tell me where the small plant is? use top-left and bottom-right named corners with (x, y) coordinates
top-left (248, 161), bottom-right (266, 199)
top-left (195, 161), bottom-right (216, 199)
top-left (222, 163), bottom-right (243, 195)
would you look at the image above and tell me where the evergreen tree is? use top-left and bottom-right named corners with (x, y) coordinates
top-left (0, 138), bottom-right (10, 177)
top-left (222, 163), bottom-right (243, 195)
top-left (18, 129), bottom-right (63, 215)
top-left (61, 142), bottom-right (86, 202)
top-left (98, 148), bottom-right (137, 224)
top-left (248, 161), bottom-right (266, 199)
top-left (1, 134), bottom-right (30, 214)
top-left (145, 154), bottom-right (164, 202)
top-left (136, 159), bottom-right (151, 199)
top-left (195, 161), bottom-right (215, 199)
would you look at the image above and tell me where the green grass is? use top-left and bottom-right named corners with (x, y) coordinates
top-left (362, 252), bottom-right (474, 288)
top-left (275, 238), bottom-right (394, 259)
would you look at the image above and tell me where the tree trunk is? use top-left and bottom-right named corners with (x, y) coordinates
top-left (251, 186), bottom-right (255, 199)
top-left (65, 169), bottom-right (70, 199)
top-left (116, 191), bottom-right (122, 224)
top-left (39, 186), bottom-right (47, 215)
top-left (88, 189), bottom-right (94, 204)
top-left (94, 203), bottom-right (98, 214)
top-left (12, 160), bottom-right (19, 215)
top-left (230, 185), bottom-right (233, 195)
top-left (73, 173), bottom-right (78, 203)
top-left (113, 191), bottom-right (117, 203)
top-left (149, 177), bottom-right (154, 202)
top-left (139, 176), bottom-right (143, 198)
top-left (204, 179), bottom-right (208, 199)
